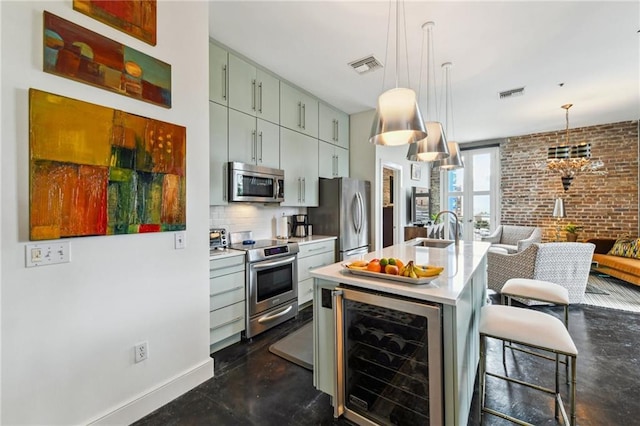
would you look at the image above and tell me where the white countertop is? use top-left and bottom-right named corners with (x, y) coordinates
top-left (209, 248), bottom-right (245, 260)
top-left (284, 235), bottom-right (336, 245)
top-left (309, 239), bottom-right (490, 306)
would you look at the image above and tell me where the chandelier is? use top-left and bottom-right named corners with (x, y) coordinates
top-left (542, 103), bottom-right (605, 191)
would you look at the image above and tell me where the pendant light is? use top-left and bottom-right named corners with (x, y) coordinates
top-left (436, 62), bottom-right (464, 170)
top-left (369, 0), bottom-right (428, 146)
top-left (407, 21), bottom-right (449, 162)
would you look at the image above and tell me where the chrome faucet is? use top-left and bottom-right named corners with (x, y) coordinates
top-left (434, 210), bottom-right (460, 246)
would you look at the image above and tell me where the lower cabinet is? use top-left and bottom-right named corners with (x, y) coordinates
top-left (297, 240), bottom-right (335, 306)
top-left (209, 254), bottom-right (246, 353)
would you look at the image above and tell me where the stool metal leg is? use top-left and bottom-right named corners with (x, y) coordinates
top-left (479, 334), bottom-right (486, 421)
top-left (571, 356), bottom-right (577, 426)
top-left (564, 305), bottom-right (569, 382)
top-left (555, 353), bottom-right (560, 419)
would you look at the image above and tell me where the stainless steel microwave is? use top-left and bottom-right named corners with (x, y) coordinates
top-left (228, 162), bottom-right (284, 203)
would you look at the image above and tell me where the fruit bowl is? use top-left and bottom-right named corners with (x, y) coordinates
top-left (342, 261), bottom-right (442, 285)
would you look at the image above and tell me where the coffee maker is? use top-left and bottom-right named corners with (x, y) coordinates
top-left (292, 214), bottom-right (308, 238)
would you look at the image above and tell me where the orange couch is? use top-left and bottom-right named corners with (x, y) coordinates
top-left (587, 238), bottom-right (640, 287)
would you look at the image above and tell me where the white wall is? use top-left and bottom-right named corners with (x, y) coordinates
top-left (1, 2), bottom-right (212, 424)
top-left (350, 110), bottom-right (431, 250)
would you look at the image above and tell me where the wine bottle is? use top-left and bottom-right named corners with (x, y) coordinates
top-left (384, 333), bottom-right (407, 354)
top-left (364, 327), bottom-right (385, 346)
top-left (349, 322), bottom-right (368, 340)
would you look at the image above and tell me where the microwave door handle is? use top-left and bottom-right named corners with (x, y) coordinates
top-left (252, 256), bottom-right (297, 270)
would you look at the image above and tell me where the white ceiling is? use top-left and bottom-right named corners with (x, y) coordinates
top-left (209, 1), bottom-right (640, 144)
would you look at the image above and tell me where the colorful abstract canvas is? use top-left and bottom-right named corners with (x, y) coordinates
top-left (74, 0), bottom-right (157, 45)
top-left (29, 88), bottom-right (186, 240)
top-left (43, 11), bottom-right (170, 108)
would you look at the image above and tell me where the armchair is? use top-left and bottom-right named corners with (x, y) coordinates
top-left (481, 225), bottom-right (542, 253)
top-left (487, 242), bottom-right (595, 305)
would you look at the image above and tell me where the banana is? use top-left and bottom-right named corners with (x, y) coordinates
top-left (347, 265), bottom-right (368, 270)
top-left (350, 260), bottom-right (368, 267)
top-left (402, 261), bottom-right (414, 277)
top-left (413, 265), bottom-right (444, 277)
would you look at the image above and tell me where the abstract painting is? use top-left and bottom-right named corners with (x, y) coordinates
top-left (29, 89), bottom-right (186, 241)
top-left (73, 0), bottom-right (157, 46)
top-left (43, 11), bottom-right (170, 108)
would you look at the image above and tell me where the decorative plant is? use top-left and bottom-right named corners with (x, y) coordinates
top-left (563, 223), bottom-right (583, 234)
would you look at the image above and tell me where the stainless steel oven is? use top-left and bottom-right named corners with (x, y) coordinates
top-left (230, 240), bottom-right (299, 338)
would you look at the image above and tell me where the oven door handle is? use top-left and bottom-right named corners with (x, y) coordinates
top-left (257, 305), bottom-right (294, 324)
top-left (252, 256), bottom-right (297, 270)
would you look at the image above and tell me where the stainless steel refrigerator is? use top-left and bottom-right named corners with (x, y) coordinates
top-left (308, 178), bottom-right (370, 262)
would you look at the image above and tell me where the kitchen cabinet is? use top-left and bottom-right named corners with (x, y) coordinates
top-left (209, 42), bottom-right (228, 106)
top-left (228, 54), bottom-right (279, 124)
top-left (319, 102), bottom-right (349, 149)
top-left (228, 109), bottom-right (280, 169)
top-left (297, 240), bottom-right (335, 306)
top-left (280, 82), bottom-right (318, 138)
top-left (209, 253), bottom-right (246, 353)
top-left (209, 101), bottom-right (228, 205)
top-left (318, 140), bottom-right (349, 178)
top-left (280, 127), bottom-right (318, 206)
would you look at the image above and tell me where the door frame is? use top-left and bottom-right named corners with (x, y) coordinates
top-left (376, 160), bottom-right (404, 250)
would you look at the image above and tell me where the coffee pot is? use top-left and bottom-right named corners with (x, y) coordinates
top-left (292, 214), bottom-right (308, 238)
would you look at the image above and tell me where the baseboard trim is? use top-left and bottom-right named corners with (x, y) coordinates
top-left (89, 358), bottom-right (214, 425)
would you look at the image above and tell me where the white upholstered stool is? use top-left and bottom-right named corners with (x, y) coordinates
top-left (479, 304), bottom-right (578, 426)
top-left (501, 278), bottom-right (571, 379)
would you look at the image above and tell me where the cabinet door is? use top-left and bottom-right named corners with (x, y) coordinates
top-left (335, 145), bottom-right (349, 177)
top-left (228, 54), bottom-right (257, 116)
top-left (256, 118), bottom-right (280, 169)
top-left (281, 127), bottom-right (317, 206)
top-left (280, 82), bottom-right (319, 138)
top-left (209, 43), bottom-right (228, 106)
top-left (335, 109), bottom-right (349, 149)
top-left (228, 109), bottom-right (257, 164)
top-left (301, 136), bottom-right (319, 206)
top-left (209, 102), bottom-right (228, 205)
top-left (319, 103), bottom-right (349, 148)
top-left (318, 140), bottom-right (336, 178)
top-left (256, 69), bottom-right (279, 124)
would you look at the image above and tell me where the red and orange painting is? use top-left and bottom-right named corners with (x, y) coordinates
top-left (29, 88), bottom-right (186, 241)
top-left (43, 11), bottom-right (170, 108)
top-left (73, 0), bottom-right (157, 46)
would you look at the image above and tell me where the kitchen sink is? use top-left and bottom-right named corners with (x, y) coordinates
top-left (412, 238), bottom-right (455, 248)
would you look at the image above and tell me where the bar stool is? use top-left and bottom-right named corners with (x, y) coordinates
top-left (479, 304), bottom-right (578, 426)
top-left (501, 278), bottom-right (571, 379)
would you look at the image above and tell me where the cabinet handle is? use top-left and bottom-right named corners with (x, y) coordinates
top-left (223, 162), bottom-right (227, 201)
top-left (297, 102), bottom-right (302, 128)
top-left (298, 177), bottom-right (302, 202)
top-left (210, 285), bottom-right (244, 297)
top-left (251, 130), bottom-right (256, 161)
top-left (258, 131), bottom-right (263, 163)
top-left (335, 120), bottom-right (339, 141)
top-left (251, 79), bottom-right (256, 111)
top-left (211, 316), bottom-right (243, 331)
top-left (258, 82), bottom-right (263, 113)
top-left (222, 65), bottom-right (227, 100)
top-left (306, 246), bottom-right (328, 252)
top-left (302, 103), bottom-right (306, 129)
top-left (333, 155), bottom-right (337, 176)
top-left (302, 177), bottom-right (306, 202)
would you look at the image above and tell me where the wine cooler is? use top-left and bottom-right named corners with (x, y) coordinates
top-left (333, 287), bottom-right (442, 426)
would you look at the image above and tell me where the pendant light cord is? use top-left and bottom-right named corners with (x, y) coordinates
top-left (381, 0), bottom-right (392, 92)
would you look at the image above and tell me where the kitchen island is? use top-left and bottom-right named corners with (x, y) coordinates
top-left (310, 238), bottom-right (490, 426)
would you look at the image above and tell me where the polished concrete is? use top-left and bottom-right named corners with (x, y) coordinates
top-left (135, 296), bottom-right (640, 425)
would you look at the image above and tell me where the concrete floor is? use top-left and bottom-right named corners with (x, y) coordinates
top-left (134, 295), bottom-right (640, 425)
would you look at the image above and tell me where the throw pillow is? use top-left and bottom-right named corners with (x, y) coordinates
top-left (608, 237), bottom-right (640, 259)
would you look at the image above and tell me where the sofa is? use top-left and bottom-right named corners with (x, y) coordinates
top-left (487, 242), bottom-right (595, 304)
top-left (481, 225), bottom-right (542, 253)
top-left (588, 238), bottom-right (640, 287)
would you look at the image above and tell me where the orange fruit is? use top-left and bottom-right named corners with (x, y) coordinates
top-left (385, 264), bottom-right (399, 275)
top-left (366, 260), bottom-right (382, 273)
top-left (395, 259), bottom-right (404, 270)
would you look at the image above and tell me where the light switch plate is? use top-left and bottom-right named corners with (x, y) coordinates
top-left (174, 232), bottom-right (186, 249)
top-left (26, 242), bottom-right (70, 267)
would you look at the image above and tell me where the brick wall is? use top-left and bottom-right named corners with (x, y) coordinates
top-left (383, 167), bottom-right (393, 206)
top-left (430, 167), bottom-right (441, 215)
top-left (501, 120), bottom-right (638, 242)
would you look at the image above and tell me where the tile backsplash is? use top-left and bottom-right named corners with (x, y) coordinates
top-left (209, 205), bottom-right (306, 240)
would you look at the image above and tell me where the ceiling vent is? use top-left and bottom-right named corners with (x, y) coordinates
top-left (348, 55), bottom-right (383, 75)
top-left (499, 87), bottom-right (525, 99)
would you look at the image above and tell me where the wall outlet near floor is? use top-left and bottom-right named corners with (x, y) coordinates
top-left (174, 231), bottom-right (186, 249)
top-left (134, 341), bottom-right (148, 363)
top-left (25, 242), bottom-right (70, 267)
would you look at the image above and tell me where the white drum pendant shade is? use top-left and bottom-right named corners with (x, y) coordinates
top-left (369, 88), bottom-right (428, 146)
top-left (406, 121), bottom-right (450, 161)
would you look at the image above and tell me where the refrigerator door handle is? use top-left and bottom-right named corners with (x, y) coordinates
top-left (355, 192), bottom-right (364, 234)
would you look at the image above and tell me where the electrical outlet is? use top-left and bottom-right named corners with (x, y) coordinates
top-left (135, 341), bottom-right (148, 363)
top-left (25, 242), bottom-right (70, 267)
top-left (174, 231), bottom-right (186, 249)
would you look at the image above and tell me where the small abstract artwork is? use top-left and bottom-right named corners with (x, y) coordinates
top-left (29, 88), bottom-right (186, 241)
top-left (73, 0), bottom-right (157, 46)
top-left (43, 11), bottom-right (170, 108)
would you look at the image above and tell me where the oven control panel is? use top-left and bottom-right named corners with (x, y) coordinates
top-left (264, 246), bottom-right (289, 257)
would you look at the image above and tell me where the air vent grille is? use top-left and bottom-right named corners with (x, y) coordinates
top-left (499, 87), bottom-right (525, 99)
top-left (348, 55), bottom-right (383, 75)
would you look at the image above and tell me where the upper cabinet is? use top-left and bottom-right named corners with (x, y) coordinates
top-left (210, 101), bottom-right (229, 205)
top-left (280, 82), bottom-right (318, 138)
top-left (319, 141), bottom-right (349, 179)
top-left (209, 42), bottom-right (228, 106)
top-left (319, 103), bottom-right (349, 149)
top-left (280, 128), bottom-right (318, 207)
top-left (228, 54), bottom-right (279, 124)
top-left (228, 109), bottom-right (280, 169)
